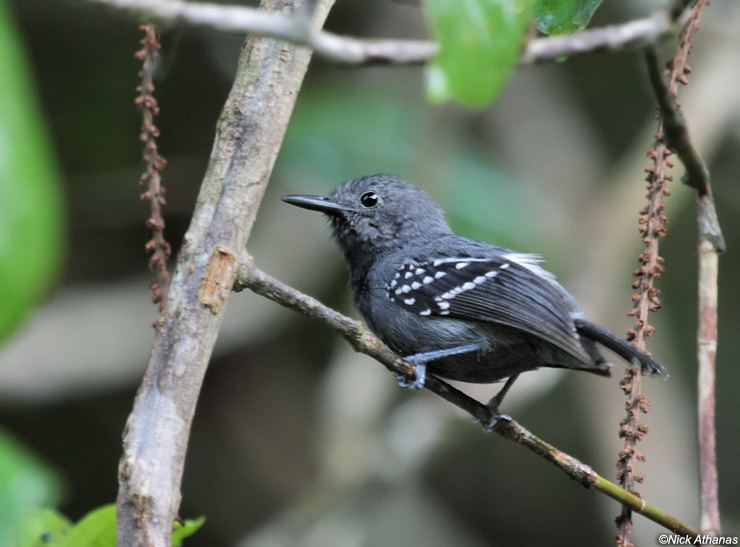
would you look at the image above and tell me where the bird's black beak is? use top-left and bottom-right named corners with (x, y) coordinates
top-left (282, 194), bottom-right (355, 215)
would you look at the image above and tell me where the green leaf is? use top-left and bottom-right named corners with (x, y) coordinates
top-left (0, 0), bottom-right (64, 342)
top-left (422, 0), bottom-right (535, 107)
top-left (171, 516), bottom-right (205, 547)
top-left (0, 429), bottom-right (62, 546)
top-left (38, 504), bottom-right (204, 547)
top-left (57, 504), bottom-right (116, 547)
top-left (17, 509), bottom-right (71, 547)
top-left (535, 0), bottom-right (603, 35)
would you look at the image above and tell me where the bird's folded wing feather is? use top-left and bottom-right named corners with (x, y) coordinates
top-left (385, 256), bottom-right (587, 361)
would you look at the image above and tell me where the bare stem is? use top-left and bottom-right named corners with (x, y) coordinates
top-left (86, 0), bottom-right (683, 66)
top-left (696, 196), bottom-right (722, 535)
top-left (115, 1), bottom-right (336, 546)
top-left (233, 261), bottom-right (699, 537)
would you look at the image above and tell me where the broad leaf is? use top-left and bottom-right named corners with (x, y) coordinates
top-left (422, 0), bottom-right (535, 107)
top-left (535, 0), bottom-right (603, 34)
top-left (171, 516), bottom-right (206, 547)
top-left (0, 429), bottom-right (61, 546)
top-left (57, 504), bottom-right (116, 547)
top-left (41, 503), bottom-right (204, 547)
top-left (0, 0), bottom-right (64, 342)
top-left (17, 509), bottom-right (71, 547)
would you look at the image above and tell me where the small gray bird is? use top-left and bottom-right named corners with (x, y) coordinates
top-left (283, 174), bottom-right (665, 417)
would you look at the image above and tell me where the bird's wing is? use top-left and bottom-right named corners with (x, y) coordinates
top-left (385, 255), bottom-right (588, 362)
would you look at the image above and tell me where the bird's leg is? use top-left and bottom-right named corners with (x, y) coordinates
top-left (481, 373), bottom-right (520, 431)
top-left (395, 342), bottom-right (486, 390)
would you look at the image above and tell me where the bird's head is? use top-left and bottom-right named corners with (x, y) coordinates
top-left (283, 174), bottom-right (452, 266)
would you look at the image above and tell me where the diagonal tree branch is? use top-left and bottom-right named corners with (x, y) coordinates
top-left (86, 0), bottom-right (684, 66)
top-left (115, 1), bottom-right (336, 546)
top-left (233, 259), bottom-right (699, 537)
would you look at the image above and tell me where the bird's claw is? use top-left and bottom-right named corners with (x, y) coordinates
top-left (394, 363), bottom-right (426, 390)
top-left (479, 412), bottom-right (512, 433)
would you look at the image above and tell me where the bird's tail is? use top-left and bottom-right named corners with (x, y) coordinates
top-left (574, 319), bottom-right (667, 376)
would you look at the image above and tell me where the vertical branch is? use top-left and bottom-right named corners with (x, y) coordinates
top-left (136, 25), bottom-right (171, 310)
top-left (116, 2), bottom-right (336, 546)
top-left (651, 0), bottom-right (724, 535)
top-left (667, 3), bottom-right (724, 532)
top-left (696, 194), bottom-right (723, 534)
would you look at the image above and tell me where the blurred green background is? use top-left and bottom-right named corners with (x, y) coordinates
top-left (0, 0), bottom-right (738, 545)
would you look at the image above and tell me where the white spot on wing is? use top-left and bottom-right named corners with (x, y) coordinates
top-left (434, 271), bottom-right (446, 279)
top-left (500, 263), bottom-right (510, 270)
top-left (462, 282), bottom-right (476, 290)
top-left (503, 252), bottom-right (557, 282)
top-left (438, 301), bottom-right (450, 310)
top-left (420, 309), bottom-right (431, 316)
top-left (423, 276), bottom-right (433, 284)
top-left (411, 281), bottom-right (422, 289)
top-left (401, 285), bottom-right (412, 293)
top-left (432, 257), bottom-right (491, 265)
top-left (456, 262), bottom-right (469, 269)
top-left (404, 298), bottom-right (415, 305)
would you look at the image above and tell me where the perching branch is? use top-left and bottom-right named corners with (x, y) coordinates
top-left (233, 259), bottom-right (699, 538)
top-left (135, 24), bottom-right (171, 310)
top-left (644, 0), bottom-right (724, 534)
top-left (87, 0), bottom-right (683, 66)
top-left (115, 1), bottom-right (336, 546)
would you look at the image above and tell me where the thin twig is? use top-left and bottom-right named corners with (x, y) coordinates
top-left (115, 1), bottom-right (337, 546)
top-left (233, 260), bottom-right (699, 537)
top-left (645, 0), bottom-right (724, 535)
top-left (86, 0), bottom-right (683, 66)
top-left (135, 24), bottom-right (171, 310)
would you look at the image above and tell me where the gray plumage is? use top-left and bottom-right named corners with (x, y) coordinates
top-left (283, 174), bottom-right (665, 393)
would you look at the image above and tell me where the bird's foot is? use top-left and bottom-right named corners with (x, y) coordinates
top-left (479, 411), bottom-right (512, 433)
top-left (394, 362), bottom-right (426, 390)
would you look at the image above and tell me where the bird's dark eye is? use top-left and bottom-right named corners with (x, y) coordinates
top-left (360, 191), bottom-right (379, 208)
